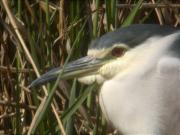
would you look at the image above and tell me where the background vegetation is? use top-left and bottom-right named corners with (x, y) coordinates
top-left (0, 0), bottom-right (179, 134)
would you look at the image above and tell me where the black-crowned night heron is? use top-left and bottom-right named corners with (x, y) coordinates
top-left (30, 24), bottom-right (180, 135)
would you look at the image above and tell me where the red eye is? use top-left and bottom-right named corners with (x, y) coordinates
top-left (111, 47), bottom-right (126, 57)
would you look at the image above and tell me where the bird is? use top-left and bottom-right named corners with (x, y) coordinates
top-left (30, 24), bottom-right (180, 135)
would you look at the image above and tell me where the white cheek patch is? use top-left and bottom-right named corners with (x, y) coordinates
top-left (78, 75), bottom-right (105, 85)
top-left (99, 59), bottom-right (128, 79)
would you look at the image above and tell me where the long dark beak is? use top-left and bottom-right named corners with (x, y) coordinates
top-left (29, 56), bottom-right (104, 88)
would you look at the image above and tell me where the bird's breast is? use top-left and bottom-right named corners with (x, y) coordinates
top-left (99, 72), bottom-right (164, 134)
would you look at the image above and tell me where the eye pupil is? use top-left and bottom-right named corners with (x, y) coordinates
top-left (111, 47), bottom-right (125, 57)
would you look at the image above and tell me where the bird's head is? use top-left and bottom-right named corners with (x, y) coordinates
top-left (29, 24), bottom-right (179, 87)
